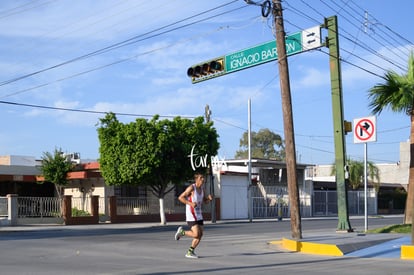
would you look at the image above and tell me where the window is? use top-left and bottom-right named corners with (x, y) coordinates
top-left (114, 185), bottom-right (147, 197)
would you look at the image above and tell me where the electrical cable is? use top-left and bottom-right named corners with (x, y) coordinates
top-left (0, 100), bottom-right (195, 119)
top-left (0, 1), bottom-right (242, 87)
top-left (0, 13), bottom-right (254, 99)
top-left (0, 0), bottom-right (55, 20)
top-left (1, 0), bottom-right (409, 163)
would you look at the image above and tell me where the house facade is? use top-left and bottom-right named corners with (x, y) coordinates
top-left (0, 141), bottom-right (410, 224)
top-left (212, 159), bottom-right (311, 220)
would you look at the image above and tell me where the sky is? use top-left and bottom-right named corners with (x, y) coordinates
top-left (0, 0), bottom-right (412, 165)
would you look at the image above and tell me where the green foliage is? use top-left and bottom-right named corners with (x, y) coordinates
top-left (367, 51), bottom-right (414, 225)
top-left (71, 207), bottom-right (90, 217)
top-left (367, 224), bottom-right (412, 234)
top-left (368, 52), bottom-right (414, 116)
top-left (40, 148), bottom-right (73, 186)
top-left (235, 128), bottom-right (285, 160)
top-left (97, 113), bottom-right (220, 198)
top-left (331, 157), bottom-right (380, 191)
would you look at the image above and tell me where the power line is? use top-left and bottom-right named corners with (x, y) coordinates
top-left (0, 0), bottom-right (56, 20)
top-left (0, 17), bottom-right (251, 99)
top-left (286, 0), bottom-right (411, 74)
top-left (345, 0), bottom-right (414, 46)
top-left (0, 1), bottom-right (243, 88)
top-left (0, 100), bottom-right (195, 119)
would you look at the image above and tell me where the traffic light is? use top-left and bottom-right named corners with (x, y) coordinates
top-left (187, 57), bottom-right (225, 83)
top-left (344, 120), bottom-right (352, 135)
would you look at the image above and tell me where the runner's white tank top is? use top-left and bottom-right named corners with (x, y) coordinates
top-left (186, 184), bottom-right (204, 222)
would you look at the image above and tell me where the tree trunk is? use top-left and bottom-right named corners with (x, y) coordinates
top-left (159, 197), bottom-right (166, 225)
top-left (403, 113), bottom-right (414, 244)
top-left (55, 184), bottom-right (62, 200)
top-left (404, 114), bottom-right (414, 225)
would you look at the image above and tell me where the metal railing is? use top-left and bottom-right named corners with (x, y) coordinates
top-left (18, 197), bottom-right (61, 218)
top-left (0, 196), bottom-right (7, 216)
top-left (251, 185), bottom-right (312, 219)
top-left (313, 190), bottom-right (377, 216)
top-left (13, 196), bottom-right (188, 219)
top-left (116, 196), bottom-right (186, 215)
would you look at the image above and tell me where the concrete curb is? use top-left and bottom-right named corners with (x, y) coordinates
top-left (401, 245), bottom-right (414, 260)
top-left (274, 237), bottom-right (414, 260)
top-left (271, 238), bottom-right (343, 256)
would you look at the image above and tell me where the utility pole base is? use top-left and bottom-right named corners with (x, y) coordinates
top-left (336, 220), bottom-right (353, 232)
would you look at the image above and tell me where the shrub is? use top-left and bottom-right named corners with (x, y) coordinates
top-left (71, 207), bottom-right (90, 217)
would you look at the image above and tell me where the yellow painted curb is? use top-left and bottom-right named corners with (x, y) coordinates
top-left (281, 238), bottom-right (343, 256)
top-left (269, 240), bottom-right (283, 245)
top-left (401, 245), bottom-right (414, 260)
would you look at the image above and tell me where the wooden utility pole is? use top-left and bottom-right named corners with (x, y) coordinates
top-left (272, 0), bottom-right (302, 239)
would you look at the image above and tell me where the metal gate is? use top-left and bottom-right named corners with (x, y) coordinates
top-left (313, 190), bottom-right (377, 216)
top-left (251, 185), bottom-right (312, 219)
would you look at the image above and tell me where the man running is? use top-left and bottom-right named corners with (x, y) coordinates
top-left (174, 172), bottom-right (213, 258)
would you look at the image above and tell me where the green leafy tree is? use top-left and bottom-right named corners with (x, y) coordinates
top-left (97, 113), bottom-right (219, 225)
top-left (367, 52), bottom-right (414, 226)
top-left (331, 158), bottom-right (380, 191)
top-left (39, 148), bottom-right (74, 200)
top-left (235, 128), bottom-right (285, 160)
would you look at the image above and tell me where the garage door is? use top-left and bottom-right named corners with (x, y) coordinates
top-left (220, 175), bottom-right (248, 219)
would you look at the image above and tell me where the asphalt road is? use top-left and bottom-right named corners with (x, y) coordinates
top-left (0, 216), bottom-right (413, 274)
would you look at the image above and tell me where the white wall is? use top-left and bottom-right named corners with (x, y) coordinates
top-left (219, 174), bottom-right (249, 219)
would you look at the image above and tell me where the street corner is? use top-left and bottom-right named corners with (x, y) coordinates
top-left (344, 236), bottom-right (412, 259)
top-left (276, 238), bottom-right (343, 256)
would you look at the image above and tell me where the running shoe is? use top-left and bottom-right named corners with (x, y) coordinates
top-left (185, 250), bottom-right (199, 259)
top-left (174, 226), bottom-right (183, 241)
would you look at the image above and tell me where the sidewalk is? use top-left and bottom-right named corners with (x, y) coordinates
top-left (0, 221), bottom-right (172, 232)
top-left (2, 218), bottom-right (413, 260)
top-left (274, 231), bottom-right (414, 260)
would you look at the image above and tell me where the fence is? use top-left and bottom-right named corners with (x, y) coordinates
top-left (2, 195), bottom-right (187, 225)
top-left (115, 196), bottom-right (186, 215)
top-left (313, 189), bottom-right (377, 216)
top-left (251, 187), bottom-right (374, 219)
top-left (18, 197), bottom-right (61, 218)
top-left (251, 186), bottom-right (312, 219)
top-left (2, 189), bottom-right (378, 225)
top-left (16, 197), bottom-right (111, 218)
top-left (0, 196), bottom-right (7, 216)
top-left (14, 196), bottom-right (186, 218)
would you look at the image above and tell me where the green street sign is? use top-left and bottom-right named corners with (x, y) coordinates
top-left (225, 32), bottom-right (302, 73)
top-left (187, 25), bottom-right (322, 83)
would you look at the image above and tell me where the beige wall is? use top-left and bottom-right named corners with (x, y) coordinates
top-left (311, 141), bottom-right (409, 189)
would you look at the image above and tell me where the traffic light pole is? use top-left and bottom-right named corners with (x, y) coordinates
top-left (325, 16), bottom-right (352, 232)
top-left (189, 3), bottom-right (350, 235)
top-left (273, 0), bottom-right (302, 240)
top-left (205, 105), bottom-right (216, 223)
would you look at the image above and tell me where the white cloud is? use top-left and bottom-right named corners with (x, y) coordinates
top-left (294, 67), bottom-right (330, 89)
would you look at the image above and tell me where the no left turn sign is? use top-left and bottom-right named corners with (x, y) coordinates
top-left (353, 116), bottom-right (376, 143)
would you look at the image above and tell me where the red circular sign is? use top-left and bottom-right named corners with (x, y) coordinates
top-left (354, 118), bottom-right (375, 141)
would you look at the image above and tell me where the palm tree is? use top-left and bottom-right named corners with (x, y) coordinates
top-left (40, 148), bottom-right (73, 200)
top-left (331, 158), bottom-right (380, 191)
top-left (367, 52), bottom-right (414, 226)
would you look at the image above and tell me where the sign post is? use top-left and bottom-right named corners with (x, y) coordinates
top-left (353, 116), bottom-right (377, 232)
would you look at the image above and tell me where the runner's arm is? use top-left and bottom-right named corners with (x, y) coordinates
top-left (203, 191), bottom-right (213, 204)
top-left (178, 185), bottom-right (197, 207)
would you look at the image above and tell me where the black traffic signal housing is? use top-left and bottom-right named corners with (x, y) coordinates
top-left (187, 57), bottom-right (225, 83)
top-left (344, 120), bottom-right (352, 135)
